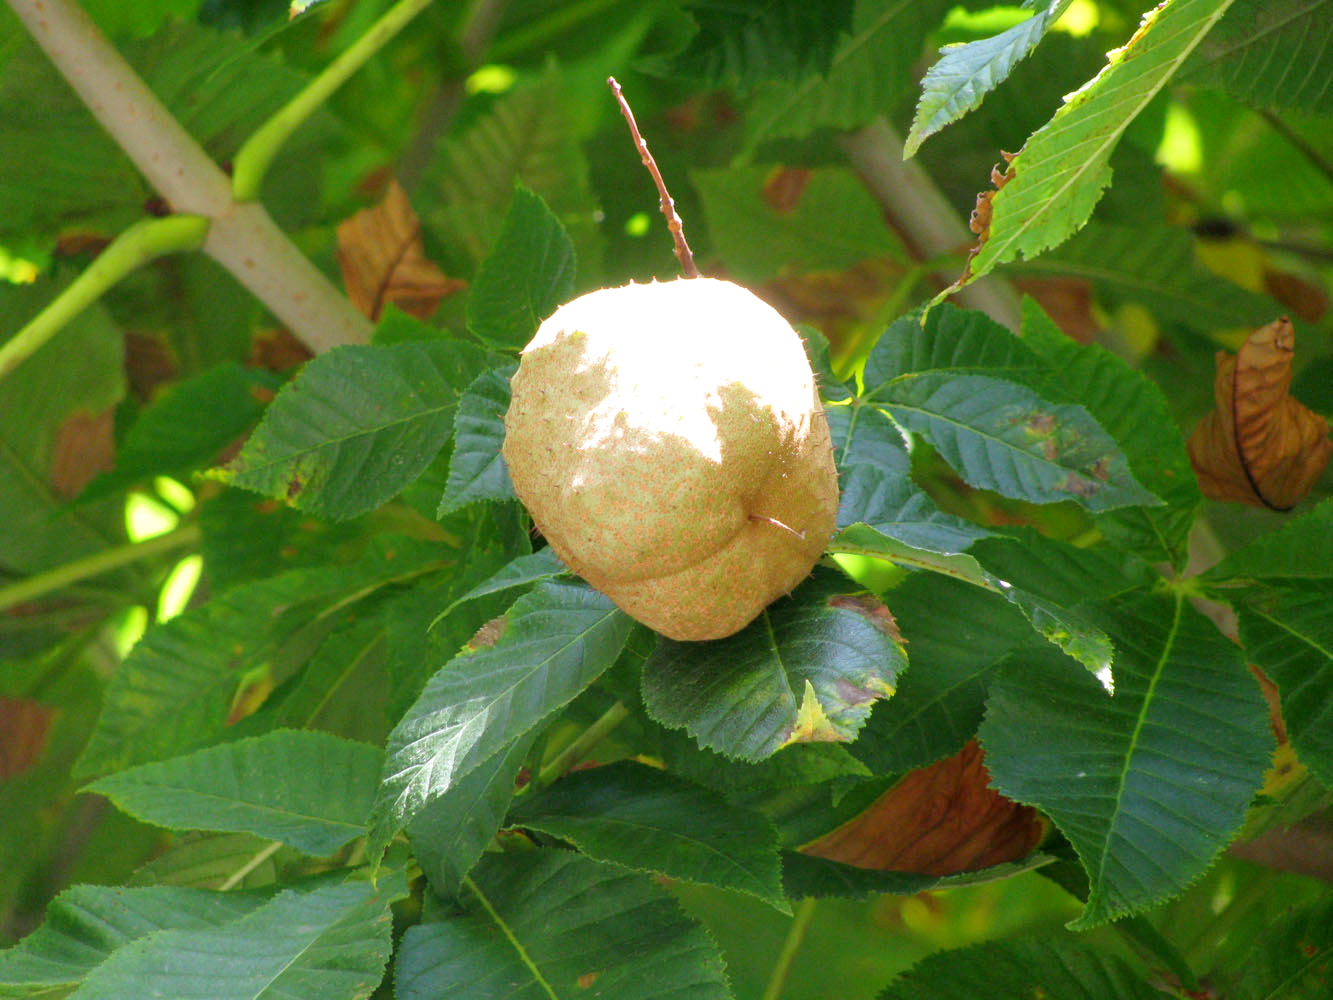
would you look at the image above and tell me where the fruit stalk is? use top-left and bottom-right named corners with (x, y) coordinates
top-left (607, 76), bottom-right (700, 278)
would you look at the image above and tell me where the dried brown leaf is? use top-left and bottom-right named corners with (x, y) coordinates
top-left (336, 179), bottom-right (465, 322)
top-left (1187, 317), bottom-right (1331, 510)
top-left (799, 740), bottom-right (1046, 876)
top-left (49, 408), bottom-right (116, 498)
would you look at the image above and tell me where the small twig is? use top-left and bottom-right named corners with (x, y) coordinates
top-left (1258, 107), bottom-right (1333, 187)
top-left (0, 523), bottom-right (201, 615)
top-left (607, 76), bottom-right (699, 278)
top-left (535, 700), bottom-right (629, 788)
top-left (761, 897), bottom-right (818, 1000)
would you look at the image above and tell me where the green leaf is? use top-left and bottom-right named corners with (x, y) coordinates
top-left (0, 21), bottom-right (308, 249)
top-left (69, 876), bottom-right (403, 1000)
top-left (466, 186), bottom-right (576, 351)
top-left (782, 851), bottom-right (1053, 901)
top-left (963, 0), bottom-right (1239, 285)
top-left (829, 403), bottom-right (990, 554)
top-left (692, 165), bottom-right (905, 282)
top-left (270, 615), bottom-right (390, 744)
top-left (437, 547), bottom-right (568, 619)
top-left (77, 540), bottom-right (447, 777)
top-left (1005, 222), bottom-right (1278, 334)
top-left (438, 367), bottom-right (518, 515)
top-left (882, 373), bottom-right (1159, 512)
top-left (641, 571), bottom-right (905, 761)
top-left (802, 326), bottom-right (855, 404)
top-left (88, 730), bottom-right (381, 856)
top-left (1234, 584), bottom-right (1333, 788)
top-left (1228, 894), bottom-right (1333, 1000)
top-left (743, 0), bottom-right (953, 147)
top-left (1018, 298), bottom-right (1201, 567)
top-left (905, 2), bottom-right (1073, 157)
top-left (369, 580), bottom-right (634, 863)
top-left (427, 71), bottom-right (596, 275)
top-left (1206, 498), bottom-right (1333, 582)
top-left (217, 340), bottom-right (493, 520)
top-left (980, 591), bottom-right (1272, 928)
top-left (0, 884), bottom-right (270, 994)
top-left (510, 760), bottom-right (788, 910)
top-left (407, 731), bottom-right (538, 897)
top-left (127, 832), bottom-right (283, 890)
top-left (862, 306), bottom-right (1051, 397)
top-left (878, 934), bottom-right (1163, 999)
top-left (395, 851), bottom-right (731, 1000)
top-left (652, 0), bottom-right (854, 91)
top-left (851, 574), bottom-right (1033, 775)
top-left (81, 363), bottom-right (280, 503)
top-left (1184, 0), bottom-right (1333, 114)
top-left (0, 282), bottom-right (125, 576)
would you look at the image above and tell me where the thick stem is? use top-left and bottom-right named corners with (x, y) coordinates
top-left (203, 201), bottom-right (371, 349)
top-left (1, 215), bottom-right (209, 380)
top-left (5, 0), bottom-right (372, 352)
top-left (6, 0), bottom-right (232, 216)
top-left (232, 0), bottom-right (439, 201)
top-left (839, 117), bottom-right (1023, 330)
top-left (608, 76), bottom-right (700, 278)
top-left (0, 523), bottom-right (201, 615)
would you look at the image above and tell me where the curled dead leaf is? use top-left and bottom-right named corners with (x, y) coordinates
top-left (336, 179), bottom-right (465, 322)
top-left (1187, 317), bottom-right (1331, 510)
top-left (800, 740), bottom-right (1046, 876)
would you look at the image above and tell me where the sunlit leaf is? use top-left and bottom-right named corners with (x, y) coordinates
top-left (217, 340), bottom-right (493, 520)
top-left (641, 571), bottom-right (905, 761)
top-left (961, 0), bottom-right (1239, 286)
top-left (407, 731), bottom-right (536, 898)
top-left (369, 581), bottom-right (634, 864)
top-left (905, 2), bottom-right (1073, 157)
top-left (1187, 317), bottom-right (1331, 510)
top-left (466, 186), bottom-right (575, 351)
top-left (438, 367), bottom-right (517, 516)
top-left (396, 851), bottom-right (730, 1000)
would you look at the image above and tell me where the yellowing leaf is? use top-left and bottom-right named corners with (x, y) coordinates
top-left (336, 180), bottom-right (464, 322)
top-left (1187, 317), bottom-right (1331, 510)
top-left (800, 740), bottom-right (1046, 876)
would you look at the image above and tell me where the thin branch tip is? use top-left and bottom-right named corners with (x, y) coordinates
top-left (606, 76), bottom-right (699, 278)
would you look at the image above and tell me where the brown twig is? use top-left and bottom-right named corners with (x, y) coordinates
top-left (607, 76), bottom-right (699, 278)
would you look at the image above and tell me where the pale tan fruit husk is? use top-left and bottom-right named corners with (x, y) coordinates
top-left (502, 277), bottom-right (839, 640)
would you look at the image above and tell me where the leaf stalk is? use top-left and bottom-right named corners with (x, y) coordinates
top-left (232, 0), bottom-right (440, 201)
top-left (0, 522), bottom-right (201, 615)
top-left (535, 700), bottom-right (629, 787)
top-left (1, 215), bottom-right (209, 381)
top-left (760, 896), bottom-right (818, 1000)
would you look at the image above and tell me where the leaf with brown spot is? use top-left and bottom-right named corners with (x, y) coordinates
top-left (800, 740), bottom-right (1046, 876)
top-left (0, 696), bottom-right (56, 778)
top-left (336, 179), bottom-right (465, 322)
top-left (49, 408), bottom-right (116, 498)
top-left (1188, 317), bottom-right (1331, 510)
top-left (761, 166), bottom-right (812, 213)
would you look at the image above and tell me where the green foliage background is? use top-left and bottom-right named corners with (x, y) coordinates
top-left (1, 1), bottom-right (1332, 998)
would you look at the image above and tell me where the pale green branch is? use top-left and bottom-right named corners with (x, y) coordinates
top-left (233, 0), bottom-right (439, 201)
top-left (0, 523), bottom-right (201, 615)
top-left (1, 216), bottom-right (209, 380)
